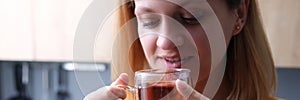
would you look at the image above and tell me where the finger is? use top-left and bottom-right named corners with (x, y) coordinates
top-left (108, 86), bottom-right (127, 99)
top-left (175, 79), bottom-right (193, 99)
top-left (111, 73), bottom-right (129, 86)
top-left (84, 86), bottom-right (126, 100)
top-left (176, 79), bottom-right (210, 100)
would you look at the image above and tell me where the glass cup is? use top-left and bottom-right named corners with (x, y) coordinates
top-left (124, 68), bottom-right (192, 100)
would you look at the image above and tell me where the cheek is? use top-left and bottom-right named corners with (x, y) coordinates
top-left (221, 19), bottom-right (235, 46)
top-left (140, 35), bottom-right (158, 60)
top-left (216, 12), bottom-right (236, 46)
top-left (188, 27), bottom-right (212, 81)
top-left (208, 0), bottom-right (236, 46)
top-left (188, 27), bottom-right (211, 59)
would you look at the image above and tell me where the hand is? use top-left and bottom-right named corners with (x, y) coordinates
top-left (176, 79), bottom-right (211, 100)
top-left (84, 73), bottom-right (129, 100)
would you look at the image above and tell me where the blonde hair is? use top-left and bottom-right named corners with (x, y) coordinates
top-left (226, 0), bottom-right (276, 99)
top-left (111, 1), bottom-right (145, 85)
top-left (111, 0), bottom-right (276, 99)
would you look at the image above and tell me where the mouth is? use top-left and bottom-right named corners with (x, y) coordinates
top-left (165, 57), bottom-right (181, 62)
top-left (158, 56), bottom-right (192, 68)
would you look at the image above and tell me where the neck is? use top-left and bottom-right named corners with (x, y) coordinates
top-left (195, 74), bottom-right (231, 100)
top-left (213, 74), bottom-right (231, 100)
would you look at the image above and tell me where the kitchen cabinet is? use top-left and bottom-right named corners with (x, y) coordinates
top-left (259, 0), bottom-right (300, 68)
top-left (2, 0), bottom-right (298, 66)
top-left (0, 0), bottom-right (34, 61)
top-left (33, 0), bottom-right (91, 62)
top-left (0, 0), bottom-right (117, 62)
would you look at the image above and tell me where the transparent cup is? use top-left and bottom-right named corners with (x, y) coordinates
top-left (123, 68), bottom-right (192, 100)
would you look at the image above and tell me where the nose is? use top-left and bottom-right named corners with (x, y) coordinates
top-left (156, 34), bottom-right (184, 50)
top-left (156, 36), bottom-right (175, 50)
top-left (156, 16), bottom-right (185, 50)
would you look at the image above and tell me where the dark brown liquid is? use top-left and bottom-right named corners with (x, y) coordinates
top-left (138, 82), bottom-right (176, 100)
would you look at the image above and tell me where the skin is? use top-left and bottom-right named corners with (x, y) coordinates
top-left (84, 0), bottom-right (249, 99)
top-left (135, 0), bottom-right (236, 95)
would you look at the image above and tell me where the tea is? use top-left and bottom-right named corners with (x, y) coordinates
top-left (133, 69), bottom-right (190, 100)
top-left (138, 82), bottom-right (177, 100)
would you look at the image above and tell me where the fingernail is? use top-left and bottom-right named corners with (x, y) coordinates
top-left (119, 73), bottom-right (129, 84)
top-left (176, 79), bottom-right (188, 90)
top-left (176, 79), bottom-right (192, 98)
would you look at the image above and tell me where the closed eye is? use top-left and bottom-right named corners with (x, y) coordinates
top-left (181, 17), bottom-right (200, 25)
top-left (141, 19), bottom-right (160, 29)
top-left (143, 19), bottom-right (160, 27)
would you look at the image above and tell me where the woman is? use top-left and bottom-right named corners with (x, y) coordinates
top-left (85, 0), bottom-right (279, 99)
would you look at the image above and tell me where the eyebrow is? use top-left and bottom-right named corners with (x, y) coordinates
top-left (134, 6), bottom-right (154, 16)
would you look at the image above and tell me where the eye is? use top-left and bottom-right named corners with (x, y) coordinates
top-left (180, 10), bottom-right (206, 25)
top-left (137, 14), bottom-right (161, 29)
top-left (181, 16), bottom-right (200, 25)
top-left (142, 19), bottom-right (160, 28)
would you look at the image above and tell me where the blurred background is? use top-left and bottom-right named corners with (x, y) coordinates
top-left (0, 0), bottom-right (299, 100)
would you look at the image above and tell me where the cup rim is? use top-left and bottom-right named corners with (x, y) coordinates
top-left (135, 68), bottom-right (190, 75)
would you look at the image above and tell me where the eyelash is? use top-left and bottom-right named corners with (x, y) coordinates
top-left (181, 16), bottom-right (202, 25)
top-left (140, 15), bottom-right (203, 28)
top-left (142, 19), bottom-right (160, 27)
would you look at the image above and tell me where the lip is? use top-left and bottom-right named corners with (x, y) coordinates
top-left (158, 55), bottom-right (193, 68)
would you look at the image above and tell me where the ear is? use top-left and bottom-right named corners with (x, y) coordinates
top-left (232, 0), bottom-right (250, 36)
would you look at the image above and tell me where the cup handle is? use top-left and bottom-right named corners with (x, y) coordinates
top-left (124, 85), bottom-right (137, 93)
top-left (117, 85), bottom-right (137, 100)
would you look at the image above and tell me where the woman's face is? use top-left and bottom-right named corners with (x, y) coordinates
top-left (134, 0), bottom-right (237, 81)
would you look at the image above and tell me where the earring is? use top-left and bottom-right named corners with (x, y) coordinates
top-left (236, 26), bottom-right (240, 30)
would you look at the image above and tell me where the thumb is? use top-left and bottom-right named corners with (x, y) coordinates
top-left (176, 79), bottom-right (210, 100)
top-left (111, 73), bottom-right (129, 86)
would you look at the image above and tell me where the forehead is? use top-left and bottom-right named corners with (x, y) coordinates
top-left (134, 0), bottom-right (207, 4)
top-left (134, 0), bottom-right (207, 8)
top-left (134, 0), bottom-right (210, 14)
